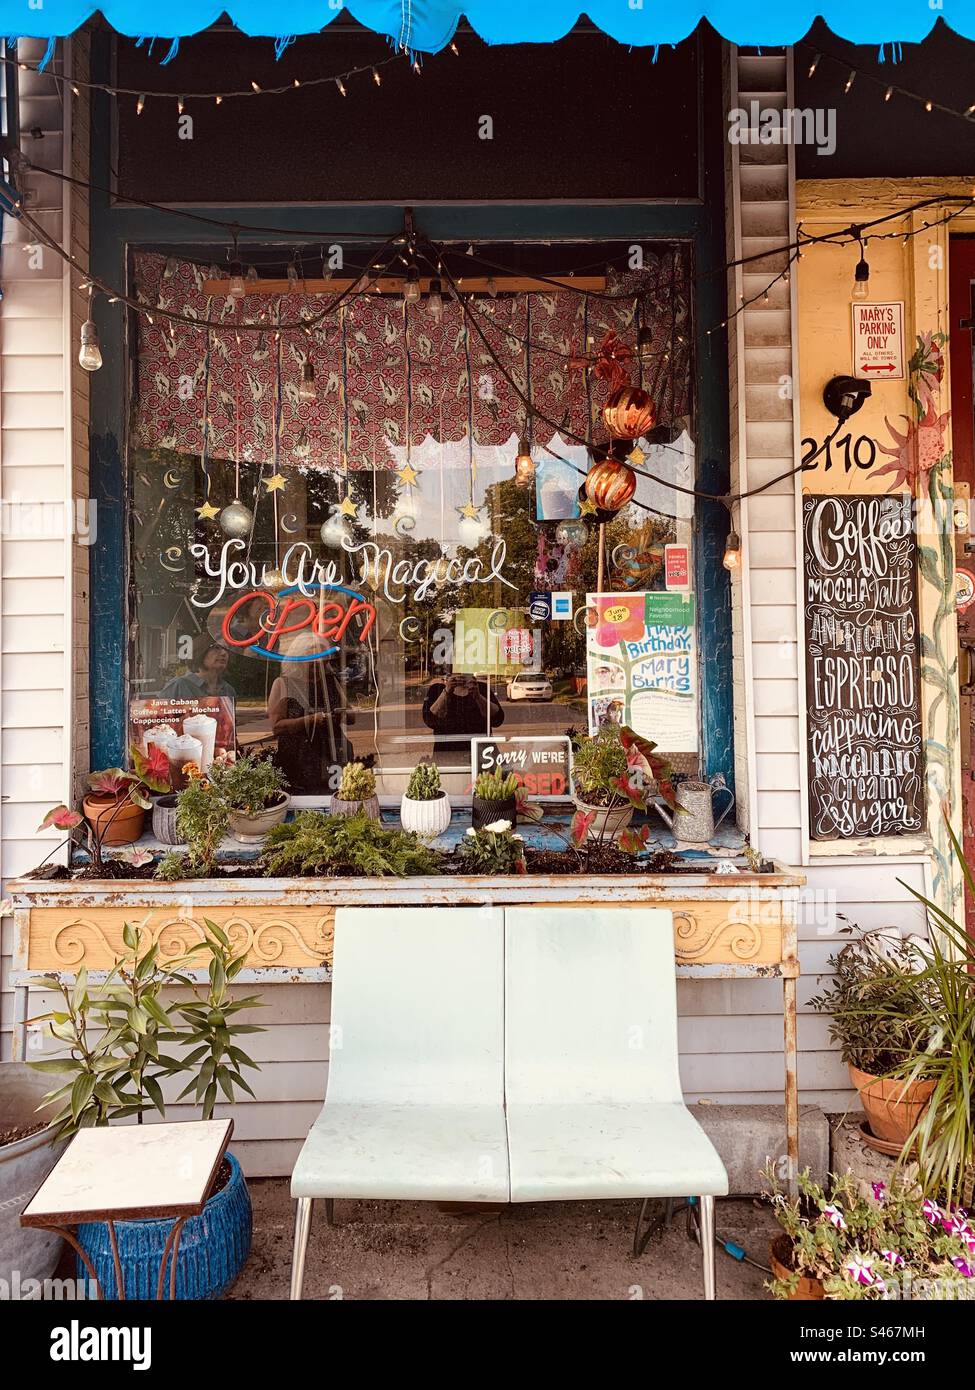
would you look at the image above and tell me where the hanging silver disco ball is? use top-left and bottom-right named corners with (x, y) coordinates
top-left (219, 500), bottom-right (254, 538)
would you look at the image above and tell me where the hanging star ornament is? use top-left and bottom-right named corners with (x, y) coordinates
top-left (396, 462), bottom-right (421, 488)
top-left (338, 494), bottom-right (358, 517)
top-left (196, 500), bottom-right (220, 520)
top-left (578, 496), bottom-right (597, 516)
top-left (265, 473), bottom-right (287, 493)
top-left (627, 445), bottom-right (647, 467)
top-left (457, 501), bottom-right (482, 521)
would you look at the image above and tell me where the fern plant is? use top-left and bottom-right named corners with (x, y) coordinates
top-left (335, 762), bottom-right (377, 801)
top-left (405, 762), bottom-right (443, 801)
top-left (262, 811), bottom-right (439, 877)
top-left (473, 768), bottom-right (519, 801)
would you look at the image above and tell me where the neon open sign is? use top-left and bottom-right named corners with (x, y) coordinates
top-left (220, 584), bottom-right (376, 662)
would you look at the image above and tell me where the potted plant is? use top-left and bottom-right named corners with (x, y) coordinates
top-left (210, 753), bottom-right (290, 843)
top-left (0, 1061), bottom-right (70, 1289)
top-left (331, 761), bottom-right (380, 821)
top-left (400, 761), bottom-right (451, 840)
top-left (30, 920), bottom-right (262, 1299)
top-left (154, 770), bottom-right (231, 880)
top-left (457, 821), bottom-right (527, 874)
top-left (263, 810), bottom-right (440, 878)
top-left (809, 930), bottom-right (938, 1151)
top-left (569, 723), bottom-right (676, 847)
top-left (38, 746), bottom-right (171, 865)
top-left (471, 768), bottom-right (519, 831)
top-left (763, 1165), bottom-right (975, 1300)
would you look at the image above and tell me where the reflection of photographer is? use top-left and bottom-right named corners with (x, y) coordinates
top-left (422, 672), bottom-right (504, 759)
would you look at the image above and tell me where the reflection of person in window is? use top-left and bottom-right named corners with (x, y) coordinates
top-left (267, 631), bottom-right (355, 794)
top-left (159, 640), bottom-right (236, 699)
top-left (422, 672), bottom-right (504, 759)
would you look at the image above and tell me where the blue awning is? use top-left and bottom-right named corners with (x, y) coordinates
top-left (1, 1), bottom-right (974, 54)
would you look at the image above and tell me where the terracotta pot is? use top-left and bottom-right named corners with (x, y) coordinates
top-left (573, 794), bottom-right (634, 843)
top-left (400, 790), bottom-right (452, 840)
top-left (848, 1064), bottom-right (936, 1146)
top-left (83, 793), bottom-right (145, 847)
top-left (151, 794), bottom-right (183, 846)
top-left (330, 794), bottom-right (381, 822)
top-left (769, 1234), bottom-right (825, 1300)
top-left (471, 795), bottom-right (517, 832)
top-left (229, 792), bottom-right (290, 844)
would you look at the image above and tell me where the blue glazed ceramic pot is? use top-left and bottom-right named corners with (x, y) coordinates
top-left (75, 1151), bottom-right (251, 1300)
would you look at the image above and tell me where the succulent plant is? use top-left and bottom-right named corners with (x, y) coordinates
top-left (473, 768), bottom-right (519, 801)
top-left (335, 761), bottom-right (377, 802)
top-left (405, 762), bottom-right (443, 802)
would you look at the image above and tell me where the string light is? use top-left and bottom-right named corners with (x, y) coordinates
top-left (885, 87), bottom-right (893, 102)
top-left (228, 262), bottom-right (246, 298)
top-left (426, 276), bottom-right (444, 320)
top-left (372, 68), bottom-right (382, 86)
top-left (215, 95), bottom-right (223, 106)
top-left (335, 78), bottom-right (347, 96)
top-left (298, 360), bottom-right (316, 403)
top-left (449, 42), bottom-right (460, 55)
top-left (136, 94), bottom-right (145, 115)
top-left (514, 436), bottom-right (535, 485)
top-left (177, 96), bottom-right (185, 115)
top-left (78, 285), bottom-right (102, 372)
top-left (404, 265), bottom-right (421, 304)
top-left (844, 71), bottom-right (856, 94)
top-left (808, 54), bottom-right (820, 78)
top-left (722, 532), bottom-right (742, 573)
top-left (251, 81), bottom-right (262, 94)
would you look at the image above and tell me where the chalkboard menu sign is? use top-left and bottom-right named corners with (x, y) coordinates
top-left (803, 495), bottom-right (924, 839)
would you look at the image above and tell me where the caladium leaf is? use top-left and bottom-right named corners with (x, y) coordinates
top-left (570, 808), bottom-right (595, 849)
top-left (514, 789), bottom-right (544, 823)
top-left (130, 742), bottom-right (171, 793)
top-left (88, 767), bottom-right (135, 797)
top-left (612, 774), bottom-right (648, 810)
top-left (37, 805), bottom-right (84, 832)
top-left (618, 824), bottom-right (651, 855)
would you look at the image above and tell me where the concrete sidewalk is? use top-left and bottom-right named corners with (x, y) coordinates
top-left (233, 1180), bottom-right (780, 1300)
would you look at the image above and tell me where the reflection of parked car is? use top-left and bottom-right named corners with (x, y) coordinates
top-left (506, 671), bottom-right (554, 701)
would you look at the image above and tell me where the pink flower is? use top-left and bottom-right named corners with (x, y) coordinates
top-left (952, 1256), bottom-right (975, 1278)
top-left (945, 1213), bottom-right (971, 1240)
top-left (880, 1249), bottom-right (904, 1268)
top-left (871, 1182), bottom-right (886, 1205)
top-left (923, 1198), bottom-right (942, 1226)
top-left (843, 1254), bottom-right (875, 1285)
top-left (822, 1204), bottom-right (847, 1230)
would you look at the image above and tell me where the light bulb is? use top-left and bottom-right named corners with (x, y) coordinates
top-left (514, 438), bottom-right (534, 484)
top-left (299, 361), bottom-right (316, 403)
top-left (245, 265), bottom-right (259, 285)
top-left (427, 277), bottom-right (444, 320)
top-left (723, 532), bottom-right (742, 573)
top-left (852, 256), bottom-right (870, 300)
top-left (228, 263), bottom-right (246, 298)
top-left (79, 318), bottom-right (102, 372)
top-left (404, 266), bottom-right (421, 304)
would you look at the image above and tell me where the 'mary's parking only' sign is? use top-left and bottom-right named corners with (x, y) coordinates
top-left (851, 301), bottom-right (905, 380)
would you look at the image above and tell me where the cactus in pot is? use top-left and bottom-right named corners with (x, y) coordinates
top-left (471, 768), bottom-right (519, 831)
top-left (331, 761), bottom-right (380, 821)
top-left (400, 761), bottom-right (451, 841)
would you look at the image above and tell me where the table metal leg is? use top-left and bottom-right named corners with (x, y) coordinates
top-left (107, 1220), bottom-right (126, 1300)
top-left (155, 1218), bottom-right (188, 1300)
top-left (42, 1225), bottom-right (103, 1300)
top-left (783, 973), bottom-right (799, 1197)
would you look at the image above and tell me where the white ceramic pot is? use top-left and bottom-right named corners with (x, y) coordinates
top-left (228, 792), bottom-right (290, 844)
top-left (400, 790), bottom-right (452, 840)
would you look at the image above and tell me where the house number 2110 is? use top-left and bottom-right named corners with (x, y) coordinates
top-left (800, 433), bottom-right (878, 473)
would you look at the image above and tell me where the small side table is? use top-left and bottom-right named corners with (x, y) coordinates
top-left (21, 1118), bottom-right (233, 1300)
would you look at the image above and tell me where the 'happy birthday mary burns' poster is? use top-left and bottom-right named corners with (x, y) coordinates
top-left (586, 592), bottom-right (698, 751)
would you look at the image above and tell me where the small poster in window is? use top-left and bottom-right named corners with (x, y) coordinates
top-left (535, 455), bottom-right (581, 521)
top-left (129, 696), bottom-right (236, 790)
top-left (585, 591), bottom-right (697, 751)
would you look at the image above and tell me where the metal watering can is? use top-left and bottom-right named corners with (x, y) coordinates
top-left (653, 775), bottom-right (735, 844)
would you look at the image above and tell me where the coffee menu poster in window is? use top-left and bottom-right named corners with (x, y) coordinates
top-left (803, 494), bottom-right (924, 839)
top-left (130, 697), bottom-right (236, 791)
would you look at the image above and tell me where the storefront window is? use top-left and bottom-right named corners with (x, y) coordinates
top-left (127, 244), bottom-right (696, 797)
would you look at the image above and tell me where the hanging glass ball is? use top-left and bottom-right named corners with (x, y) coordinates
top-left (219, 500), bottom-right (254, 538)
top-left (602, 385), bottom-right (656, 440)
top-left (432, 556), bottom-right (452, 586)
top-left (556, 519), bottom-right (589, 549)
top-left (320, 514), bottom-right (350, 549)
top-left (584, 459), bottom-right (637, 513)
top-left (263, 567), bottom-right (286, 593)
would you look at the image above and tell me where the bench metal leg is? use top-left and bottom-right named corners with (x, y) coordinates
top-left (325, 1198), bottom-right (335, 1226)
top-left (699, 1195), bottom-right (716, 1300)
top-left (290, 1198), bottom-right (314, 1301)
